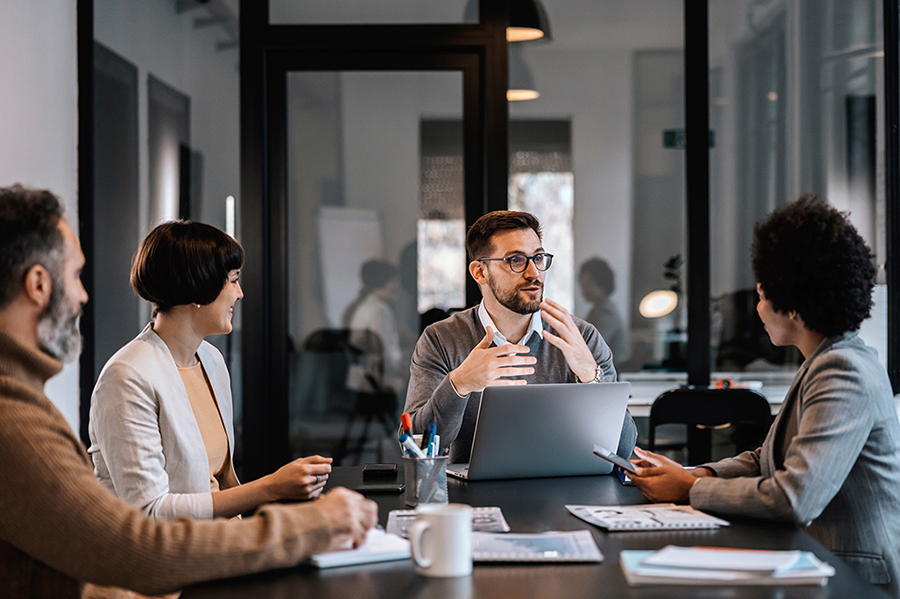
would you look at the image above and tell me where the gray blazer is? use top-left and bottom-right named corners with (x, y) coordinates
top-left (88, 324), bottom-right (238, 520)
top-left (691, 332), bottom-right (900, 594)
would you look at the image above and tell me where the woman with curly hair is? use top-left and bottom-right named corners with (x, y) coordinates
top-left (629, 195), bottom-right (900, 596)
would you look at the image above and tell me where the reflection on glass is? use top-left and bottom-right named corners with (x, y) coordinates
top-left (418, 219), bottom-right (466, 313)
top-left (709, 0), bottom-right (884, 379)
top-left (509, 171), bottom-right (574, 310)
top-left (287, 71), bottom-right (463, 464)
top-left (270, 1), bottom-right (476, 25)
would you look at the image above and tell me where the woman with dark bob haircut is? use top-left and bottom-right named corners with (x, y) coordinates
top-left (88, 221), bottom-right (333, 520)
top-left (628, 195), bottom-right (900, 596)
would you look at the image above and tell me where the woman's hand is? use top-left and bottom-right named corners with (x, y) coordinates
top-left (629, 447), bottom-right (708, 503)
top-left (266, 455), bottom-right (333, 501)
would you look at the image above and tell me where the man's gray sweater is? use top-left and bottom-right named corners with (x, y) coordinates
top-left (403, 306), bottom-right (638, 463)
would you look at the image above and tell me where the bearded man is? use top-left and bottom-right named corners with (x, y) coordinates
top-left (0, 185), bottom-right (377, 598)
top-left (403, 210), bottom-right (637, 463)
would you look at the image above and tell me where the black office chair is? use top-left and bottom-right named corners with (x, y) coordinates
top-left (648, 387), bottom-right (772, 465)
top-left (300, 329), bottom-right (398, 465)
top-left (331, 328), bottom-right (398, 466)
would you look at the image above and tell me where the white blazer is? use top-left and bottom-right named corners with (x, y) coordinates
top-left (88, 324), bottom-right (238, 520)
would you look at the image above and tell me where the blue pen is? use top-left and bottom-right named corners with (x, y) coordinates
top-left (421, 423), bottom-right (436, 453)
top-left (399, 433), bottom-right (426, 458)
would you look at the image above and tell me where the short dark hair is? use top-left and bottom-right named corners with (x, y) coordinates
top-left (752, 194), bottom-right (875, 337)
top-left (465, 211), bottom-right (542, 262)
top-left (131, 220), bottom-right (244, 313)
top-left (579, 257), bottom-right (615, 294)
top-left (0, 185), bottom-right (66, 309)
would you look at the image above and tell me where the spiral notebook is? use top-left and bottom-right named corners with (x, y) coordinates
top-left (566, 504), bottom-right (729, 531)
top-left (471, 530), bottom-right (603, 562)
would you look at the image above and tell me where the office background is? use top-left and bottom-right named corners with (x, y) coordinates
top-left (1, 0), bottom-right (896, 481)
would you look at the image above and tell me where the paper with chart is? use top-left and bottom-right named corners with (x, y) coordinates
top-left (566, 503), bottom-right (729, 531)
top-left (471, 529), bottom-right (603, 562)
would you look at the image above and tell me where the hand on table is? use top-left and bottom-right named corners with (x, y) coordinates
top-left (267, 455), bottom-right (333, 500)
top-left (317, 487), bottom-right (379, 550)
top-left (448, 326), bottom-right (536, 396)
top-left (540, 299), bottom-right (600, 383)
top-left (629, 447), bottom-right (711, 503)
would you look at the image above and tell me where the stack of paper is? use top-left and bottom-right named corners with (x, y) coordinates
top-left (620, 545), bottom-right (835, 586)
top-left (307, 528), bottom-right (410, 569)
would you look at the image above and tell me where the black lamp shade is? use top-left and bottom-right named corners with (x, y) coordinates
top-left (508, 0), bottom-right (552, 42)
top-left (464, 0), bottom-right (552, 42)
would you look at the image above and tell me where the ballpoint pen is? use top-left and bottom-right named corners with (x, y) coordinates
top-left (420, 423), bottom-right (436, 453)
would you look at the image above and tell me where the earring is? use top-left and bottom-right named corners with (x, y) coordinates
top-left (196, 304), bottom-right (201, 308)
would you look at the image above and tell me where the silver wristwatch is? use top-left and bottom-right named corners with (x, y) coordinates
top-left (575, 364), bottom-right (604, 383)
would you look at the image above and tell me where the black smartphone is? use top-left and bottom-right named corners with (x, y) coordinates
top-left (355, 483), bottom-right (404, 494)
top-left (614, 466), bottom-right (634, 486)
top-left (592, 443), bottom-right (637, 474)
top-left (362, 463), bottom-right (398, 480)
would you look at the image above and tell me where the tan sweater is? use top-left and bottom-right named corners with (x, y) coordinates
top-left (0, 332), bottom-right (334, 598)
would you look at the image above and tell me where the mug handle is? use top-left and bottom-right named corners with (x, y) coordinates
top-left (409, 520), bottom-right (433, 569)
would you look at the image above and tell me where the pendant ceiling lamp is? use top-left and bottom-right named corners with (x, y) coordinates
top-left (507, 44), bottom-right (539, 101)
top-left (463, 0), bottom-right (552, 42)
top-left (507, 0), bottom-right (552, 42)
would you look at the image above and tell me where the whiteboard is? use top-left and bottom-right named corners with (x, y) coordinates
top-left (317, 207), bottom-right (384, 328)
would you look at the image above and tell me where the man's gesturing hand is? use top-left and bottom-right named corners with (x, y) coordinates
top-left (448, 326), bottom-right (536, 397)
top-left (540, 299), bottom-right (598, 383)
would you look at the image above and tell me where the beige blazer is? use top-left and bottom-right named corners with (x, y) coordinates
top-left (88, 324), bottom-right (239, 520)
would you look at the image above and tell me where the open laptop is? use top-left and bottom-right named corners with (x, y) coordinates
top-left (447, 381), bottom-right (632, 481)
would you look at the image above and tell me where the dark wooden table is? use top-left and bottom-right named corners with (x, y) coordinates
top-left (182, 466), bottom-right (889, 598)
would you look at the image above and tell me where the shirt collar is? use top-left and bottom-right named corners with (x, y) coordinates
top-left (477, 300), bottom-right (544, 346)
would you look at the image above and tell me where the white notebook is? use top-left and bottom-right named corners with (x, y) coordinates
top-left (620, 547), bottom-right (835, 586)
top-left (566, 504), bottom-right (729, 531)
top-left (307, 528), bottom-right (410, 568)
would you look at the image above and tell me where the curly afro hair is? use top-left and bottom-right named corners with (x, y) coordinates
top-left (752, 194), bottom-right (875, 337)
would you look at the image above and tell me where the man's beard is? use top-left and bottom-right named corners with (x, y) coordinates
top-left (488, 274), bottom-right (543, 315)
top-left (37, 274), bottom-right (83, 363)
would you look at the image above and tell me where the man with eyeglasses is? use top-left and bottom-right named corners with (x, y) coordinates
top-left (404, 210), bottom-right (637, 463)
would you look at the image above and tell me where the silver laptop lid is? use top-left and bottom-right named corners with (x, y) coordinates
top-left (463, 382), bottom-right (631, 481)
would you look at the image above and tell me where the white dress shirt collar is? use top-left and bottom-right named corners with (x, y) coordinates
top-left (477, 300), bottom-right (544, 346)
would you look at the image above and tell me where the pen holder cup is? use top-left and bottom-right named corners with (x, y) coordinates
top-left (404, 456), bottom-right (449, 507)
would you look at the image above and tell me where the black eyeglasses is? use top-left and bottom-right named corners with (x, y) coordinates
top-left (478, 253), bottom-right (554, 273)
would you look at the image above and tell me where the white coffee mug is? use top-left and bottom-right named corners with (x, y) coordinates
top-left (410, 503), bottom-right (473, 577)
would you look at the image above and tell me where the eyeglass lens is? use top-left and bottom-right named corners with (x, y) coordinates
top-left (509, 253), bottom-right (552, 272)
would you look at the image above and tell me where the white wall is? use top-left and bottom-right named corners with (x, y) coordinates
top-left (0, 0), bottom-right (80, 431)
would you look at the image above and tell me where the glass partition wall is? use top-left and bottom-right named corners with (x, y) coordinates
top-left (708, 0), bottom-right (887, 388)
top-left (286, 71), bottom-right (464, 463)
top-left (79, 0), bottom-right (900, 478)
top-left (229, 0), bottom-right (897, 477)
